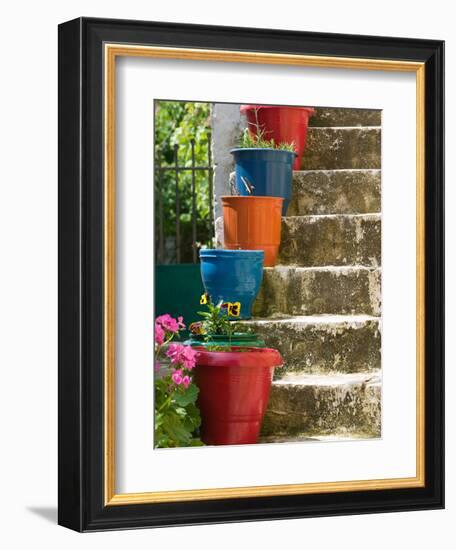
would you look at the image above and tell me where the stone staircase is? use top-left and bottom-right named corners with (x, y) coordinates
top-left (243, 107), bottom-right (382, 442)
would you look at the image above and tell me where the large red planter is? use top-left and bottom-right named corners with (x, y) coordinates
top-left (194, 346), bottom-right (283, 445)
top-left (241, 104), bottom-right (315, 170)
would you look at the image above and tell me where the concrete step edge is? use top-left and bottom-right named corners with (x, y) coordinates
top-left (247, 314), bottom-right (381, 326)
top-left (308, 126), bottom-right (381, 131)
top-left (229, 168), bottom-right (382, 177)
top-left (283, 212), bottom-right (381, 221)
top-left (259, 432), bottom-right (380, 443)
top-left (264, 265), bottom-right (381, 273)
top-left (273, 371), bottom-right (382, 387)
top-left (292, 168), bottom-right (381, 175)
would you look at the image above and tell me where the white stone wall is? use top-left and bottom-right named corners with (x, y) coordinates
top-left (211, 103), bottom-right (244, 220)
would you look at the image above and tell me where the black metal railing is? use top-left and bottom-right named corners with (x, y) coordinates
top-left (155, 133), bottom-right (213, 264)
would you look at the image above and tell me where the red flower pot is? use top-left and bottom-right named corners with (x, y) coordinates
top-left (194, 346), bottom-right (283, 445)
top-left (241, 104), bottom-right (315, 170)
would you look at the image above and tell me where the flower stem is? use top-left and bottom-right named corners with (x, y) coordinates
top-left (158, 392), bottom-right (174, 413)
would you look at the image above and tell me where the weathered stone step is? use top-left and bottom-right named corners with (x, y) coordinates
top-left (309, 107), bottom-right (381, 128)
top-left (242, 315), bottom-right (381, 375)
top-left (261, 371), bottom-right (381, 438)
top-left (288, 169), bottom-right (381, 216)
top-left (228, 169), bottom-right (381, 216)
top-left (259, 432), bottom-right (376, 443)
top-left (279, 214), bottom-right (381, 267)
top-left (301, 127), bottom-right (381, 170)
top-left (253, 266), bottom-right (381, 317)
top-left (215, 213), bottom-right (381, 267)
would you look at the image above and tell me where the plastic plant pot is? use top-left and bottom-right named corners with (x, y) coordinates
top-left (199, 249), bottom-right (264, 320)
top-left (184, 332), bottom-right (266, 349)
top-left (231, 147), bottom-right (295, 215)
top-left (193, 346), bottom-right (283, 445)
top-left (240, 104), bottom-right (315, 170)
top-left (222, 196), bottom-right (283, 267)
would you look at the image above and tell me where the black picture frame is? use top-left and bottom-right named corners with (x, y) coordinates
top-left (58, 17), bottom-right (444, 532)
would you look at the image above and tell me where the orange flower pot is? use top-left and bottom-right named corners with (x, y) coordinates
top-left (222, 196), bottom-right (283, 267)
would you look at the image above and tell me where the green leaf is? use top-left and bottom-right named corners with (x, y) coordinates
top-left (155, 412), bottom-right (165, 429)
top-left (185, 402), bottom-right (201, 423)
top-left (163, 414), bottom-right (191, 445)
top-left (189, 439), bottom-right (205, 446)
top-left (175, 407), bottom-right (187, 417)
top-left (174, 383), bottom-right (199, 407)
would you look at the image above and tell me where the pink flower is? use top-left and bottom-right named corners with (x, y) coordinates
top-left (181, 346), bottom-right (197, 370)
top-left (154, 360), bottom-right (161, 373)
top-left (182, 375), bottom-right (191, 389)
top-left (171, 369), bottom-right (183, 385)
top-left (155, 314), bottom-right (181, 333)
top-left (155, 322), bottom-right (165, 345)
top-left (166, 343), bottom-right (197, 370)
top-left (177, 316), bottom-right (186, 330)
top-left (166, 343), bottom-right (185, 364)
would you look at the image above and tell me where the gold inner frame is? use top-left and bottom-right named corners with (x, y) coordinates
top-left (104, 44), bottom-right (426, 506)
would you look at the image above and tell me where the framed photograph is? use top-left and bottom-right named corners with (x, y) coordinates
top-left (58, 17), bottom-right (444, 531)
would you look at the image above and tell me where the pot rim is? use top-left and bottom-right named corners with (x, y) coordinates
top-left (199, 248), bottom-right (265, 258)
top-left (230, 147), bottom-right (297, 157)
top-left (189, 332), bottom-right (261, 340)
top-left (194, 346), bottom-right (283, 368)
top-left (240, 104), bottom-right (315, 116)
top-left (221, 195), bottom-right (284, 204)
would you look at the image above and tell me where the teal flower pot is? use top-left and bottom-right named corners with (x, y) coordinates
top-left (199, 249), bottom-right (264, 320)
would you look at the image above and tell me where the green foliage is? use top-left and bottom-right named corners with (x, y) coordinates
top-left (239, 127), bottom-right (296, 152)
top-left (196, 300), bottom-right (252, 351)
top-left (154, 377), bottom-right (203, 448)
top-left (154, 101), bottom-right (213, 262)
top-left (238, 108), bottom-right (295, 152)
top-left (197, 300), bottom-right (235, 338)
top-left (154, 314), bottom-right (204, 448)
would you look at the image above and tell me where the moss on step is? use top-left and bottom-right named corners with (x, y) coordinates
top-left (261, 372), bottom-right (382, 437)
top-left (242, 315), bottom-right (381, 375)
top-left (302, 128), bottom-right (381, 170)
top-left (279, 214), bottom-right (381, 267)
top-left (309, 108), bottom-right (381, 128)
top-left (288, 170), bottom-right (381, 216)
top-left (253, 266), bottom-right (381, 317)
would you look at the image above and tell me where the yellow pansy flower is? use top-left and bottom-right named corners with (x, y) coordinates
top-left (227, 302), bottom-right (241, 317)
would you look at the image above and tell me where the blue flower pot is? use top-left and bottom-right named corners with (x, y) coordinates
top-left (199, 249), bottom-right (264, 320)
top-left (231, 148), bottom-right (296, 216)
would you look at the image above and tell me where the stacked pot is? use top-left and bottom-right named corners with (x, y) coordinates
top-left (194, 104), bottom-right (314, 446)
top-left (200, 104), bottom-right (315, 318)
top-left (241, 104), bottom-right (315, 170)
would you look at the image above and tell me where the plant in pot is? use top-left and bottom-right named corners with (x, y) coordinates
top-left (184, 295), bottom-right (266, 349)
top-left (154, 313), bottom-right (204, 448)
top-left (241, 104), bottom-right (315, 170)
top-left (199, 248), bottom-right (264, 319)
top-left (230, 126), bottom-right (296, 216)
top-left (193, 338), bottom-right (283, 445)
